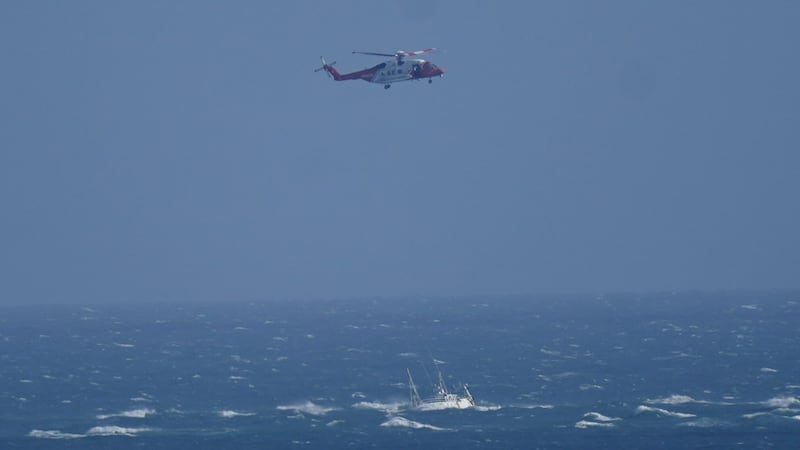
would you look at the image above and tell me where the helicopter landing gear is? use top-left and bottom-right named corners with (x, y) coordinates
top-left (384, 84), bottom-right (391, 90)
top-left (428, 79), bottom-right (433, 84)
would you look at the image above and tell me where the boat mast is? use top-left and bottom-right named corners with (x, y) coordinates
top-left (433, 359), bottom-right (449, 395)
top-left (407, 368), bottom-right (422, 407)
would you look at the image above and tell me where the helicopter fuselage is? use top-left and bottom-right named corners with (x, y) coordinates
top-left (322, 58), bottom-right (444, 87)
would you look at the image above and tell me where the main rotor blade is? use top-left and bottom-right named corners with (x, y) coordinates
top-left (404, 48), bottom-right (437, 57)
top-left (352, 51), bottom-right (395, 57)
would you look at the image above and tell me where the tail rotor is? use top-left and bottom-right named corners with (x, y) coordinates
top-left (314, 56), bottom-right (336, 78)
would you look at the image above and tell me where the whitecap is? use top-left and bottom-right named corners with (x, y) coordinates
top-left (518, 404), bottom-right (554, 410)
top-left (645, 394), bottom-right (701, 405)
top-left (86, 426), bottom-right (150, 436)
top-left (760, 367), bottom-right (779, 373)
top-left (474, 405), bottom-right (503, 412)
top-left (353, 401), bottom-right (405, 414)
top-left (96, 408), bottom-right (155, 420)
top-left (218, 410), bottom-right (256, 418)
top-left (113, 342), bottom-right (135, 348)
top-left (277, 401), bottom-right (336, 416)
top-left (380, 416), bottom-right (451, 431)
top-left (764, 396), bottom-right (800, 408)
top-left (28, 429), bottom-right (85, 439)
top-left (635, 405), bottom-right (696, 418)
top-left (583, 412), bottom-right (621, 422)
top-left (326, 420), bottom-right (344, 427)
top-left (575, 420), bottom-right (615, 429)
top-left (680, 418), bottom-right (726, 428)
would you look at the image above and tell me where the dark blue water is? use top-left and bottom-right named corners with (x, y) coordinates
top-left (2, 292), bottom-right (799, 449)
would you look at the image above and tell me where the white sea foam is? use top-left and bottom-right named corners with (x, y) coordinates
top-left (326, 420), bottom-right (344, 427)
top-left (96, 408), bottom-right (155, 420)
top-left (518, 404), bottom-right (554, 410)
top-left (380, 416), bottom-right (451, 431)
top-left (277, 401), bottom-right (336, 416)
top-left (680, 418), bottom-right (727, 428)
top-left (113, 342), bottom-right (135, 348)
top-left (575, 420), bottom-right (615, 429)
top-left (743, 412), bottom-right (770, 419)
top-left (760, 367), bottom-right (779, 373)
top-left (218, 410), bottom-right (256, 418)
top-left (86, 426), bottom-right (150, 436)
top-left (764, 396), bottom-right (800, 408)
top-left (353, 401), bottom-right (405, 414)
top-left (28, 429), bottom-right (85, 439)
top-left (583, 412), bottom-right (621, 422)
top-left (792, 415), bottom-right (800, 421)
top-left (635, 405), bottom-right (696, 418)
top-left (474, 405), bottom-right (503, 412)
top-left (645, 394), bottom-right (702, 405)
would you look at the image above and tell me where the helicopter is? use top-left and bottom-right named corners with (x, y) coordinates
top-left (314, 48), bottom-right (445, 90)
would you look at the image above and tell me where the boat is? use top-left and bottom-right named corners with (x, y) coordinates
top-left (406, 362), bottom-right (475, 410)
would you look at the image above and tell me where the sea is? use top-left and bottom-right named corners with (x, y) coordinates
top-left (2, 291), bottom-right (799, 449)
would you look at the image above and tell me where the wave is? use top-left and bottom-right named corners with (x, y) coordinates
top-left (474, 405), bottom-right (503, 412)
top-left (86, 426), bottom-right (151, 436)
top-left (635, 405), bottom-right (696, 419)
top-left (277, 401), bottom-right (336, 416)
top-left (31, 426), bottom-right (152, 439)
top-left (28, 429), bottom-right (84, 440)
top-left (645, 395), bottom-right (708, 405)
top-left (574, 420), bottom-right (615, 429)
top-left (583, 412), bottom-right (621, 422)
top-left (96, 408), bottom-right (155, 420)
top-left (679, 418), bottom-right (728, 428)
top-left (516, 404), bottom-right (554, 410)
top-left (218, 410), bottom-right (256, 418)
top-left (380, 416), bottom-right (451, 431)
top-left (352, 401), bottom-right (405, 414)
top-left (763, 396), bottom-right (800, 408)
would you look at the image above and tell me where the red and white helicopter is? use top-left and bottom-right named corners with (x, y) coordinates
top-left (315, 48), bottom-right (445, 89)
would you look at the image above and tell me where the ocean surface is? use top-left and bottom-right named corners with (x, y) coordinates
top-left (2, 291), bottom-right (799, 449)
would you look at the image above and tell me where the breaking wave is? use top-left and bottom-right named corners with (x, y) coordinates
top-left (277, 401), bottom-right (337, 416)
top-left (352, 401), bottom-right (405, 414)
top-left (96, 408), bottom-right (155, 420)
top-left (635, 405), bottom-right (696, 418)
top-left (474, 405), bottom-right (503, 412)
top-left (763, 396), bottom-right (800, 408)
top-left (575, 420), bottom-right (615, 429)
top-left (583, 412), bottom-right (621, 422)
top-left (86, 426), bottom-right (151, 436)
top-left (31, 426), bottom-right (152, 439)
top-left (218, 410), bottom-right (256, 418)
top-left (28, 430), bottom-right (84, 440)
top-left (380, 416), bottom-right (451, 431)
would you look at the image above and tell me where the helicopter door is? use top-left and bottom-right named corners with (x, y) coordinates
top-left (412, 64), bottom-right (422, 79)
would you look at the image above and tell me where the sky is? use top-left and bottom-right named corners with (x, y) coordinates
top-left (1, 1), bottom-right (799, 305)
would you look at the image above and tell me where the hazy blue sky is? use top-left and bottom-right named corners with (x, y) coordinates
top-left (1, 1), bottom-right (798, 304)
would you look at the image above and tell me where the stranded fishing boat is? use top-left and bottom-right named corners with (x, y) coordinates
top-left (406, 363), bottom-right (475, 410)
